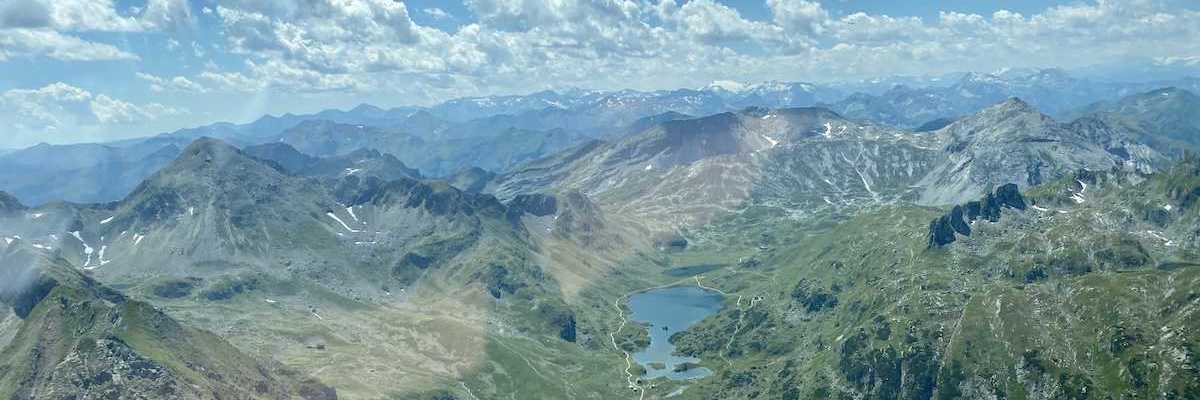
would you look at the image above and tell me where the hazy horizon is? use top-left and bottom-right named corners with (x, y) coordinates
top-left (1, 0), bottom-right (1198, 147)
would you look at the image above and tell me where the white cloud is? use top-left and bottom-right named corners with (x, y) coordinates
top-left (197, 0), bottom-right (1196, 102)
top-left (1155, 55), bottom-right (1200, 66)
top-left (0, 0), bottom-right (52, 29)
top-left (767, 0), bottom-right (828, 36)
top-left (137, 72), bottom-right (209, 93)
top-left (0, 0), bottom-right (198, 66)
top-left (0, 28), bottom-right (138, 61)
top-left (197, 70), bottom-right (268, 92)
top-left (140, 0), bottom-right (195, 31)
top-left (0, 0), bottom-right (141, 31)
top-left (0, 82), bottom-right (183, 140)
top-left (0, 0), bottom-right (195, 31)
top-left (423, 7), bottom-right (451, 20)
top-left (90, 94), bottom-right (175, 124)
top-left (658, 0), bottom-right (792, 49)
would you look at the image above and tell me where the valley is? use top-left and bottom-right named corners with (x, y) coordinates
top-left (1, 72), bottom-right (1199, 400)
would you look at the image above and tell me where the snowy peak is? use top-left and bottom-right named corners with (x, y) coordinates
top-left (704, 80), bottom-right (750, 93)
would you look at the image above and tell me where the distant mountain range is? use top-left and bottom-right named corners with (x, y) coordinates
top-left (1, 68), bottom-right (1198, 210)
top-left (825, 68), bottom-right (1200, 128)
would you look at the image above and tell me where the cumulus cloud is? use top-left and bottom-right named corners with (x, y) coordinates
top-left (1155, 55), bottom-right (1200, 66)
top-left (0, 0), bottom-right (194, 31)
top-left (141, 0), bottom-right (196, 31)
top-left (0, 0), bottom-right (139, 31)
top-left (197, 70), bottom-right (268, 92)
top-left (216, 0), bottom-right (437, 74)
top-left (0, 0), bottom-right (52, 29)
top-left (0, 28), bottom-right (138, 61)
top-left (0, 82), bottom-right (183, 143)
top-left (658, 0), bottom-right (792, 49)
top-left (0, 0), bottom-right (195, 65)
top-left (423, 7), bottom-right (451, 20)
top-left (767, 0), bottom-right (828, 36)
top-left (136, 72), bottom-right (209, 93)
top-left (191, 0), bottom-right (1198, 102)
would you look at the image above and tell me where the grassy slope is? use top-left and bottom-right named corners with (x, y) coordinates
top-left (613, 160), bottom-right (1200, 399)
top-left (0, 255), bottom-right (329, 399)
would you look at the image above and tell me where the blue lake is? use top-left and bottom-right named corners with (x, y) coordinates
top-left (627, 285), bottom-right (724, 380)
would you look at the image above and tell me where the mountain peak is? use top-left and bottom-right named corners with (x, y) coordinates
top-left (986, 97), bottom-right (1041, 115)
top-left (999, 96), bottom-right (1031, 107)
top-left (351, 103), bottom-right (384, 114)
top-left (0, 191), bottom-right (25, 213)
top-left (942, 97), bottom-right (1057, 144)
top-left (704, 80), bottom-right (749, 92)
top-left (177, 137), bottom-right (242, 164)
top-left (149, 137), bottom-right (285, 190)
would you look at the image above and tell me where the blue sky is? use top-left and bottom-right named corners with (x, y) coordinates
top-left (0, 0), bottom-right (1198, 147)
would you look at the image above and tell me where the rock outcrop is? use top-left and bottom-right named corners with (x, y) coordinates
top-left (506, 193), bottom-right (559, 218)
top-left (0, 191), bottom-right (25, 214)
top-left (928, 183), bottom-right (1027, 247)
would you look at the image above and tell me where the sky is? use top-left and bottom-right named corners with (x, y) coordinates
top-left (0, 0), bottom-right (1198, 147)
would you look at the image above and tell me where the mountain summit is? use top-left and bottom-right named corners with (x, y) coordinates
top-left (918, 97), bottom-right (1159, 204)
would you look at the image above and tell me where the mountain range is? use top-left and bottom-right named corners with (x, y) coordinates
top-left (1, 69), bottom-right (1200, 399)
top-left (7, 69), bottom-right (1198, 207)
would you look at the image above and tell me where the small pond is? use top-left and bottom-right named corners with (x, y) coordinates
top-left (627, 285), bottom-right (724, 380)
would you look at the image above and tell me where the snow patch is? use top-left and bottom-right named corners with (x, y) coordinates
top-left (1145, 230), bottom-right (1176, 247)
top-left (100, 216), bottom-right (115, 225)
top-left (70, 231), bottom-right (94, 268)
top-left (761, 134), bottom-right (779, 148)
top-left (644, 163), bottom-right (653, 171)
top-left (29, 213), bottom-right (45, 219)
top-left (346, 207), bottom-right (360, 224)
top-left (1163, 204), bottom-right (1173, 211)
top-left (344, 168), bottom-right (362, 176)
top-left (705, 80), bottom-right (747, 92)
top-left (132, 233), bottom-right (146, 246)
top-left (327, 212), bottom-right (360, 233)
top-left (88, 245), bottom-right (112, 270)
top-left (1030, 205), bottom-right (1048, 212)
